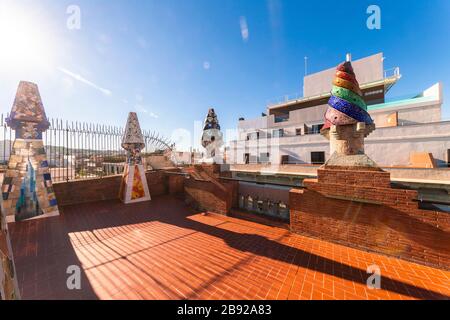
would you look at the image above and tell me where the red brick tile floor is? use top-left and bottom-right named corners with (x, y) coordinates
top-left (9, 195), bottom-right (450, 300)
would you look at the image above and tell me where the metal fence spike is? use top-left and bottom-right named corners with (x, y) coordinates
top-left (1, 112), bottom-right (175, 182)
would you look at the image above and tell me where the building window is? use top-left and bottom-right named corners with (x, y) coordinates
top-left (247, 132), bottom-right (260, 140)
top-left (272, 129), bottom-right (284, 138)
top-left (259, 152), bottom-right (270, 164)
top-left (281, 155), bottom-right (289, 165)
top-left (311, 152), bottom-right (325, 165)
top-left (305, 124), bottom-right (324, 135)
top-left (247, 196), bottom-right (254, 211)
top-left (311, 124), bottom-right (324, 134)
top-left (296, 128), bottom-right (302, 136)
top-left (244, 153), bottom-right (250, 164)
top-left (448, 150), bottom-right (450, 167)
top-left (278, 202), bottom-right (289, 219)
top-left (274, 114), bottom-right (289, 123)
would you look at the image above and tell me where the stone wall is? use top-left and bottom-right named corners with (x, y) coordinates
top-left (290, 168), bottom-right (450, 270)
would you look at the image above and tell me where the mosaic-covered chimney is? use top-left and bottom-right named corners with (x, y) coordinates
top-left (201, 108), bottom-right (224, 163)
top-left (119, 112), bottom-right (151, 204)
top-left (0, 205), bottom-right (20, 300)
top-left (320, 55), bottom-right (377, 168)
top-left (1, 81), bottom-right (59, 222)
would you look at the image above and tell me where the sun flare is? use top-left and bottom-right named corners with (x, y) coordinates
top-left (0, 2), bottom-right (54, 71)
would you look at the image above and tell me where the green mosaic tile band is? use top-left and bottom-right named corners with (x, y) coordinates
top-left (331, 85), bottom-right (367, 110)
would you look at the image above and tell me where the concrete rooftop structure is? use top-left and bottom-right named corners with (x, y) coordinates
top-left (228, 53), bottom-right (449, 168)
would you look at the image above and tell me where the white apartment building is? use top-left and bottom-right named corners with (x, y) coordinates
top-left (228, 53), bottom-right (450, 167)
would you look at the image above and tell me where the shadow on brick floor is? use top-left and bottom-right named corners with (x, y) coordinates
top-left (9, 195), bottom-right (450, 300)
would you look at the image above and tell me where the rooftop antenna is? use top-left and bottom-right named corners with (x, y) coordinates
top-left (302, 56), bottom-right (309, 96)
top-left (304, 56), bottom-right (308, 76)
top-left (346, 53), bottom-right (352, 62)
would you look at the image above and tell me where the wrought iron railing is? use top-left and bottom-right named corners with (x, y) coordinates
top-left (0, 113), bottom-right (175, 182)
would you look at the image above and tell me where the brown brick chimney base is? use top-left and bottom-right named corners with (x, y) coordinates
top-left (290, 168), bottom-right (450, 270)
top-left (183, 164), bottom-right (237, 215)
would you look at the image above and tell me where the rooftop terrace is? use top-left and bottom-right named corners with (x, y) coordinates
top-left (9, 195), bottom-right (450, 300)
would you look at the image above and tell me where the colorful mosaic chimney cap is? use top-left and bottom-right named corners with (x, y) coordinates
top-left (203, 108), bottom-right (221, 131)
top-left (121, 112), bottom-right (145, 151)
top-left (322, 59), bottom-right (373, 131)
top-left (6, 81), bottom-right (50, 131)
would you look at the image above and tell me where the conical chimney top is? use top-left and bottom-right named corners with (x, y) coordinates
top-left (121, 112), bottom-right (145, 150)
top-left (203, 108), bottom-right (221, 131)
top-left (6, 81), bottom-right (50, 131)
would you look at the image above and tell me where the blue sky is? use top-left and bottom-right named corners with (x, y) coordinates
top-left (0, 0), bottom-right (449, 150)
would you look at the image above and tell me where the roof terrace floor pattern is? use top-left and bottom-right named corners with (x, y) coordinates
top-left (8, 195), bottom-right (450, 300)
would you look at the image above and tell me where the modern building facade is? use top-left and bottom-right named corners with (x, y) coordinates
top-left (228, 53), bottom-right (449, 167)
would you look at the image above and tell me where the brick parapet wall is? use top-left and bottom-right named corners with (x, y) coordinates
top-left (223, 179), bottom-right (239, 209)
top-left (195, 164), bottom-right (221, 177)
top-left (184, 180), bottom-right (229, 215)
top-left (183, 165), bottom-right (237, 215)
top-left (49, 165), bottom-right (236, 216)
top-left (317, 168), bottom-right (391, 188)
top-left (291, 168), bottom-right (450, 270)
top-left (54, 171), bottom-right (167, 207)
top-left (168, 175), bottom-right (185, 195)
top-left (303, 178), bottom-right (418, 209)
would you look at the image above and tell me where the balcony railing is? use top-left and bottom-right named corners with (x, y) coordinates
top-left (384, 67), bottom-right (401, 79)
top-left (267, 68), bottom-right (401, 107)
